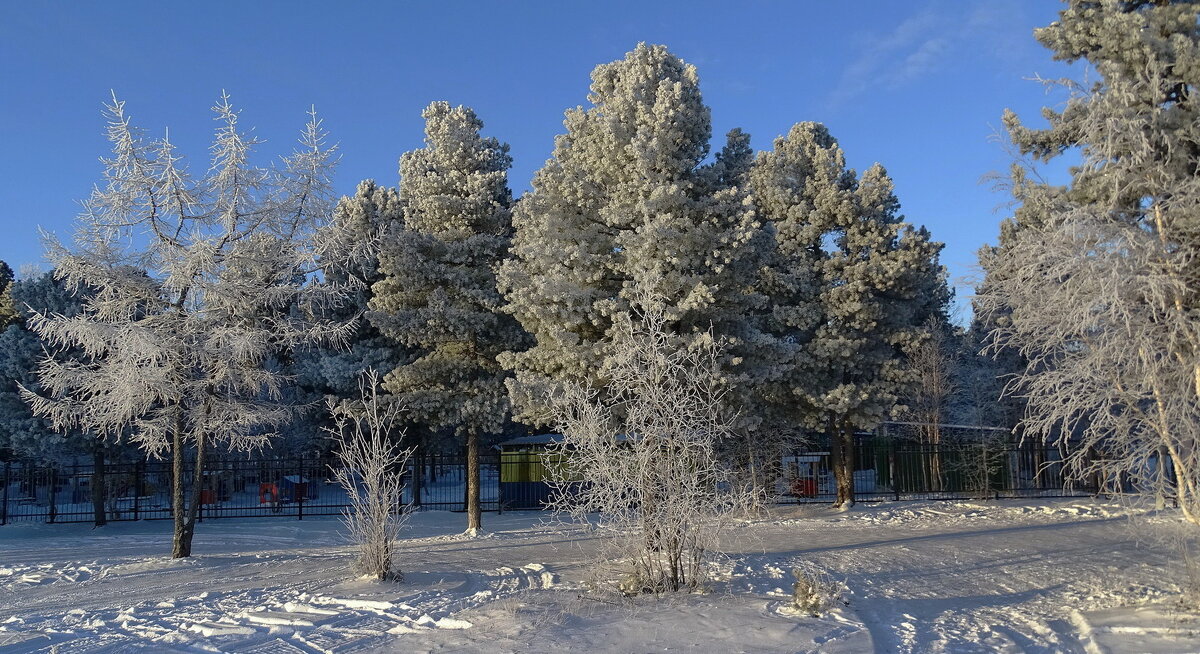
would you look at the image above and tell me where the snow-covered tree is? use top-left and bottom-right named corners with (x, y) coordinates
top-left (288, 181), bottom-right (408, 453)
top-left (0, 271), bottom-right (137, 525)
top-left (547, 281), bottom-right (754, 594)
top-left (25, 95), bottom-right (348, 557)
top-left (900, 319), bottom-right (960, 439)
top-left (328, 369), bottom-right (413, 581)
top-left (370, 102), bottom-right (523, 533)
top-left (0, 261), bottom-right (18, 333)
top-left (751, 122), bottom-right (947, 507)
top-left (951, 326), bottom-right (1012, 430)
top-left (0, 272), bottom-right (95, 460)
top-left (971, 166), bottom-right (1063, 434)
top-left (499, 43), bottom-right (772, 440)
top-left (978, 0), bottom-right (1200, 523)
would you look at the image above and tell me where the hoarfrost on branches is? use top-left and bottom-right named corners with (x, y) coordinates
top-left (22, 94), bottom-right (353, 557)
top-left (327, 370), bottom-right (413, 581)
top-left (979, 1), bottom-right (1200, 527)
top-left (546, 282), bottom-right (755, 595)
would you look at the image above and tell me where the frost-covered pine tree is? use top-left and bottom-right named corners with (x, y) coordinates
top-left (978, 0), bottom-right (1200, 523)
top-left (288, 180), bottom-right (408, 452)
top-left (1, 272), bottom-right (97, 460)
top-left (0, 271), bottom-right (135, 525)
top-left (0, 261), bottom-right (18, 332)
top-left (752, 123), bottom-right (947, 507)
top-left (25, 95), bottom-right (349, 557)
top-left (499, 44), bottom-right (772, 437)
top-left (370, 102), bottom-right (523, 533)
top-left (309, 180), bottom-right (407, 397)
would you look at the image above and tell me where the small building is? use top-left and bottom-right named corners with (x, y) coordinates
top-left (496, 434), bottom-right (570, 509)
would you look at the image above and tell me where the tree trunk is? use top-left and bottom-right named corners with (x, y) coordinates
top-left (466, 431), bottom-right (482, 532)
top-left (831, 422), bottom-right (855, 509)
top-left (929, 422), bottom-right (943, 493)
top-left (91, 446), bottom-right (107, 527)
top-left (171, 419), bottom-right (187, 558)
top-left (172, 429), bottom-right (207, 558)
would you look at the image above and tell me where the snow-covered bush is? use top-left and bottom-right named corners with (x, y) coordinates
top-left (790, 564), bottom-right (844, 617)
top-left (547, 283), bottom-right (754, 595)
top-left (328, 370), bottom-right (413, 581)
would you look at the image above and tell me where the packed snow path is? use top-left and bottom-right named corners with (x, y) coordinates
top-left (0, 499), bottom-right (1195, 653)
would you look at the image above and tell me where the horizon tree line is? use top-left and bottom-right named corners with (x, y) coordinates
top-left (2, 42), bottom-right (951, 555)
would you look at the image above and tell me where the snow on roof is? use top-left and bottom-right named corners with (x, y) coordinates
top-left (496, 433), bottom-right (565, 447)
top-left (496, 433), bottom-right (634, 448)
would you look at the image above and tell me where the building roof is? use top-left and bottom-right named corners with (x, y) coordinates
top-left (496, 433), bottom-right (565, 448)
top-left (496, 433), bottom-right (634, 448)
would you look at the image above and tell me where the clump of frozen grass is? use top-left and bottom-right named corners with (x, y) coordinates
top-left (791, 564), bottom-right (844, 617)
top-left (327, 370), bottom-right (413, 581)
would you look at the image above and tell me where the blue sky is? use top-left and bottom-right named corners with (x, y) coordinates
top-left (0, 1), bottom-right (1076, 318)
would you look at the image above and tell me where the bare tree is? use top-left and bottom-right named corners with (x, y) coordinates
top-left (899, 318), bottom-right (960, 491)
top-left (546, 284), bottom-right (755, 595)
top-left (328, 370), bottom-right (413, 581)
top-left (980, 34), bottom-right (1200, 523)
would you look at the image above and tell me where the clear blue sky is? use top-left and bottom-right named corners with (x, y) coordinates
top-left (0, 0), bottom-right (1076, 318)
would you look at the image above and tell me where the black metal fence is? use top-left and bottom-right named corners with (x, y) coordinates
top-left (0, 425), bottom-right (1100, 525)
top-left (0, 454), bottom-right (529, 525)
top-left (779, 423), bottom-right (1099, 503)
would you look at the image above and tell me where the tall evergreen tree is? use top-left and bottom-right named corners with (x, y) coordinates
top-left (752, 123), bottom-right (947, 507)
top-left (292, 180), bottom-right (408, 450)
top-left (0, 261), bottom-right (18, 332)
top-left (498, 44), bottom-right (772, 435)
top-left (0, 271), bottom-right (91, 461)
top-left (0, 271), bottom-right (132, 525)
top-left (370, 102), bottom-right (522, 533)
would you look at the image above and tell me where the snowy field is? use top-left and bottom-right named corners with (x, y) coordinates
top-left (0, 498), bottom-right (1196, 653)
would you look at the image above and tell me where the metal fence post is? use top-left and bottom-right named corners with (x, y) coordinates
top-left (297, 457), bottom-right (304, 521)
top-left (982, 441), bottom-right (990, 500)
top-left (48, 466), bottom-right (58, 524)
top-left (890, 436), bottom-right (899, 502)
top-left (412, 452), bottom-right (422, 509)
top-left (134, 459), bottom-right (143, 521)
top-left (1, 462), bottom-right (9, 526)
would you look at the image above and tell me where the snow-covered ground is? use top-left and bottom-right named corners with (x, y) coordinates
top-left (0, 499), bottom-right (1196, 653)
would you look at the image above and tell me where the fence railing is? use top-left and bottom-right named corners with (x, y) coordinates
top-left (779, 424), bottom-right (1099, 503)
top-left (0, 454), bottom-right (530, 525)
top-left (0, 428), bottom-right (1100, 525)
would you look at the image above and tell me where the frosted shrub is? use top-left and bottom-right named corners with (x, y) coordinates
top-left (945, 432), bottom-right (1009, 500)
top-left (547, 284), bottom-right (755, 595)
top-left (328, 370), bottom-right (413, 581)
top-left (791, 564), bottom-right (844, 617)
